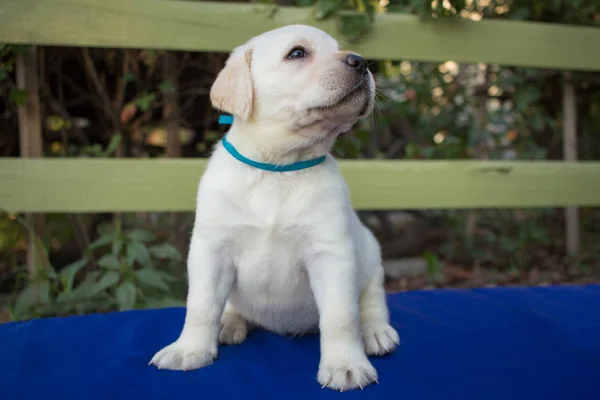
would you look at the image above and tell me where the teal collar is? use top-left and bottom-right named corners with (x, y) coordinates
top-left (221, 135), bottom-right (326, 172)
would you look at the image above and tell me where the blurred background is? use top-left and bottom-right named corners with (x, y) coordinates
top-left (1, 0), bottom-right (599, 322)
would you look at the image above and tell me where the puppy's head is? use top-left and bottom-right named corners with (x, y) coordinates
top-left (210, 25), bottom-right (374, 139)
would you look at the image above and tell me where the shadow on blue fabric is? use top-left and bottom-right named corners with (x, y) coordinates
top-left (1, 285), bottom-right (600, 400)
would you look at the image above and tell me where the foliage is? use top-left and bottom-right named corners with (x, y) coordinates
top-left (9, 218), bottom-right (184, 321)
top-left (2, 0), bottom-right (600, 320)
top-left (324, 0), bottom-right (600, 279)
top-left (0, 45), bottom-right (32, 107)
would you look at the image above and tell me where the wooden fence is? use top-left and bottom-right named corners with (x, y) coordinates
top-left (1, 0), bottom-right (600, 254)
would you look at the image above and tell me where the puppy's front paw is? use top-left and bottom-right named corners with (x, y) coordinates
top-left (318, 355), bottom-right (378, 391)
top-left (219, 313), bottom-right (249, 345)
top-left (361, 322), bottom-right (400, 356)
top-left (149, 340), bottom-right (216, 371)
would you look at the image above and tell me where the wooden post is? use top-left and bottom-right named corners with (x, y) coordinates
top-left (16, 46), bottom-right (45, 277)
top-left (162, 51), bottom-right (187, 256)
top-left (163, 51), bottom-right (181, 158)
top-left (465, 64), bottom-right (489, 246)
top-left (562, 72), bottom-right (579, 256)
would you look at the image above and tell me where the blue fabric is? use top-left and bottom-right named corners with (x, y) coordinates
top-left (2, 285), bottom-right (599, 400)
top-left (221, 135), bottom-right (327, 172)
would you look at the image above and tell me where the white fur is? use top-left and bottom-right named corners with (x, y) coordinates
top-left (150, 25), bottom-right (399, 391)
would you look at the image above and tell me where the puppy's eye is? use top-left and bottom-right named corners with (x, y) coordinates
top-left (287, 47), bottom-right (307, 60)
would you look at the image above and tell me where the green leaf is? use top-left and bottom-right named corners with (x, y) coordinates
top-left (70, 270), bottom-right (116, 300)
top-left (338, 10), bottom-right (373, 43)
top-left (38, 281), bottom-right (51, 304)
top-left (125, 248), bottom-right (136, 267)
top-left (9, 88), bottom-right (28, 106)
top-left (136, 268), bottom-right (169, 291)
top-left (122, 72), bottom-right (137, 83)
top-left (415, 0), bottom-right (432, 18)
top-left (115, 281), bottom-right (137, 311)
top-left (92, 271), bottom-right (121, 294)
top-left (510, 7), bottom-right (531, 21)
top-left (144, 297), bottom-right (185, 309)
top-left (405, 142), bottom-right (422, 159)
top-left (149, 243), bottom-right (182, 261)
top-left (69, 271), bottom-right (100, 302)
top-left (45, 264), bottom-right (59, 280)
top-left (14, 284), bottom-right (37, 316)
top-left (424, 250), bottom-right (442, 277)
top-left (11, 45), bottom-right (32, 55)
top-left (97, 222), bottom-right (115, 236)
top-left (127, 229), bottom-right (156, 242)
top-left (59, 258), bottom-right (88, 292)
top-left (140, 50), bottom-right (159, 66)
top-left (98, 254), bottom-right (120, 270)
top-left (314, 0), bottom-right (341, 20)
top-left (103, 134), bottom-right (122, 156)
top-left (128, 241), bottom-right (152, 267)
top-left (81, 143), bottom-right (104, 157)
top-left (56, 291), bottom-right (74, 304)
top-left (159, 80), bottom-right (176, 94)
top-left (154, 269), bottom-right (177, 282)
top-left (89, 234), bottom-right (113, 250)
top-left (134, 93), bottom-right (157, 112)
top-left (453, 0), bottom-right (466, 12)
top-left (112, 238), bottom-right (124, 256)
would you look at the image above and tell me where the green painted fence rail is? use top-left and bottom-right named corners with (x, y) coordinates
top-left (1, 0), bottom-right (600, 71)
top-left (1, 1), bottom-right (600, 213)
top-left (1, 159), bottom-right (600, 212)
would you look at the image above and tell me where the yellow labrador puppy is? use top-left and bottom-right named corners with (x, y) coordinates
top-left (150, 24), bottom-right (399, 391)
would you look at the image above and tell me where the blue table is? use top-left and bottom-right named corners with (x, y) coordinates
top-left (2, 285), bottom-right (599, 399)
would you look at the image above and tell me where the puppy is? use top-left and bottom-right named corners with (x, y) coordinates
top-left (150, 24), bottom-right (399, 391)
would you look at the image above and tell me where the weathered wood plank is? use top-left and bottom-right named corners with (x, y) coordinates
top-left (15, 46), bottom-right (45, 278)
top-left (1, 159), bottom-right (600, 212)
top-left (562, 73), bottom-right (580, 255)
top-left (0, 0), bottom-right (599, 70)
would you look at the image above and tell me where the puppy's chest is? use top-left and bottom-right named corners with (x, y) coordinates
top-left (231, 217), bottom-right (308, 268)
top-left (223, 178), bottom-right (317, 252)
top-left (225, 189), bottom-right (314, 281)
top-left (203, 171), bottom-right (328, 277)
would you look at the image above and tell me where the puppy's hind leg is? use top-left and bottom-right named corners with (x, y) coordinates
top-left (219, 301), bottom-right (253, 345)
top-left (359, 270), bottom-right (400, 356)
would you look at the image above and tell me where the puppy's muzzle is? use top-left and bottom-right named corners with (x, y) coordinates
top-left (344, 53), bottom-right (368, 77)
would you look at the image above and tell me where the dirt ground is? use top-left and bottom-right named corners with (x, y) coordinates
top-left (385, 264), bottom-right (600, 292)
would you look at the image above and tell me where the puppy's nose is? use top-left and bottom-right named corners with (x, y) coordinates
top-left (344, 54), bottom-right (367, 76)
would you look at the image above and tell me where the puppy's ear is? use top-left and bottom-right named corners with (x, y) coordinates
top-left (210, 45), bottom-right (254, 121)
